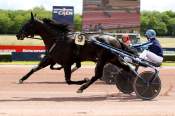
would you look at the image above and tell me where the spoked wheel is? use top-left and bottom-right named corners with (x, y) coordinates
top-left (133, 71), bottom-right (161, 100)
top-left (116, 70), bottom-right (135, 94)
top-left (102, 63), bottom-right (120, 84)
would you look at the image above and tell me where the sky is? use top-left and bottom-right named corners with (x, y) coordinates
top-left (0, 0), bottom-right (175, 14)
top-left (140, 0), bottom-right (175, 12)
top-left (0, 0), bottom-right (83, 14)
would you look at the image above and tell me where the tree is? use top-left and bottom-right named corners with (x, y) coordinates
top-left (154, 22), bottom-right (167, 36)
top-left (167, 18), bottom-right (175, 36)
top-left (0, 8), bottom-right (82, 34)
top-left (74, 14), bottom-right (82, 31)
top-left (10, 15), bottom-right (27, 34)
top-left (140, 15), bottom-right (149, 34)
top-left (141, 11), bottom-right (175, 36)
top-left (0, 12), bottom-right (13, 34)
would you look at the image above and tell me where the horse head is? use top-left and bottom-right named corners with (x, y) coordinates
top-left (16, 12), bottom-right (37, 40)
top-left (16, 12), bottom-right (70, 41)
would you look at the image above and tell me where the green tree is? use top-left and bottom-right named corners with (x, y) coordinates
top-left (141, 11), bottom-right (174, 36)
top-left (0, 12), bottom-right (13, 34)
top-left (167, 18), bottom-right (175, 36)
top-left (154, 22), bottom-right (167, 36)
top-left (0, 7), bottom-right (82, 34)
top-left (10, 15), bottom-right (27, 34)
top-left (140, 15), bottom-right (149, 34)
top-left (74, 14), bottom-right (82, 31)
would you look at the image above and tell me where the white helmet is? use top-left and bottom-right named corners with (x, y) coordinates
top-left (145, 29), bottom-right (156, 39)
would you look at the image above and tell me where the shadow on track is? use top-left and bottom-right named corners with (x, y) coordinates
top-left (14, 81), bottom-right (106, 85)
top-left (0, 93), bottom-right (145, 102)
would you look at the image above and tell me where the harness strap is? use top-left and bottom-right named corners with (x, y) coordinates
top-left (75, 44), bottom-right (81, 56)
top-left (48, 42), bottom-right (57, 53)
top-left (26, 36), bottom-right (42, 40)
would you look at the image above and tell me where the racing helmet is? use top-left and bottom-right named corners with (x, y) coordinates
top-left (122, 34), bottom-right (131, 46)
top-left (145, 29), bottom-right (156, 39)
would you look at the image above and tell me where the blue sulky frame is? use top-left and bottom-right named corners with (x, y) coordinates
top-left (91, 37), bottom-right (161, 100)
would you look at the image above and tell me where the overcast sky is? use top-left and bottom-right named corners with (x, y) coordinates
top-left (0, 0), bottom-right (175, 14)
top-left (0, 0), bottom-right (83, 13)
top-left (141, 0), bottom-right (175, 11)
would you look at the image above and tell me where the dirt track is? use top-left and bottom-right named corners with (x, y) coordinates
top-left (0, 65), bottom-right (175, 116)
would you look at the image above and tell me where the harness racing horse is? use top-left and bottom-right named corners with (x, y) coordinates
top-left (16, 13), bottom-right (84, 85)
top-left (16, 12), bottom-right (137, 93)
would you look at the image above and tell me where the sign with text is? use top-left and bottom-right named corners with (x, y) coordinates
top-left (52, 6), bottom-right (74, 25)
top-left (0, 45), bottom-right (45, 53)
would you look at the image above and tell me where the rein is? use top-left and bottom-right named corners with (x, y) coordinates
top-left (25, 35), bottom-right (56, 54)
top-left (26, 36), bottom-right (42, 40)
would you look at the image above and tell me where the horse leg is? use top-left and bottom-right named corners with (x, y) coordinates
top-left (50, 61), bottom-right (81, 72)
top-left (50, 63), bottom-right (63, 70)
top-left (64, 65), bottom-right (88, 85)
top-left (77, 60), bottom-right (105, 93)
top-left (18, 56), bottom-right (52, 84)
top-left (71, 61), bottom-right (81, 73)
top-left (50, 61), bottom-right (80, 72)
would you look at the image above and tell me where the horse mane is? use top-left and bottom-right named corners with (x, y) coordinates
top-left (42, 18), bottom-right (70, 34)
top-left (42, 18), bottom-right (137, 56)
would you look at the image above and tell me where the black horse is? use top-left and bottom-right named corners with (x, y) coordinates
top-left (16, 13), bottom-right (137, 93)
top-left (16, 13), bottom-right (83, 84)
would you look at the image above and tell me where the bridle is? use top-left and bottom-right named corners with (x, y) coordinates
top-left (25, 35), bottom-right (42, 40)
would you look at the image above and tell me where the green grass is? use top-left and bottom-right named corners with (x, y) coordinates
top-left (0, 35), bottom-right (175, 47)
top-left (0, 61), bottom-right (39, 65)
top-left (0, 35), bottom-right (44, 46)
top-left (140, 36), bottom-right (175, 48)
top-left (162, 62), bottom-right (175, 66)
top-left (0, 35), bottom-right (174, 66)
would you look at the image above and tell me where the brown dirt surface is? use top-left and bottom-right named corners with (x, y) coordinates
top-left (0, 65), bottom-right (175, 116)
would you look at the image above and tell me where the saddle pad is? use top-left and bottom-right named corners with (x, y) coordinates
top-left (74, 33), bottom-right (86, 46)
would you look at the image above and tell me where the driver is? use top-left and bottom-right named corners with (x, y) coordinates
top-left (122, 34), bottom-right (132, 46)
top-left (134, 29), bottom-right (163, 65)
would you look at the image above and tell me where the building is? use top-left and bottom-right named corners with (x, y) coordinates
top-left (83, 0), bottom-right (140, 33)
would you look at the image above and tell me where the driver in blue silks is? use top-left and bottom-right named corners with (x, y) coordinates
top-left (133, 29), bottom-right (163, 65)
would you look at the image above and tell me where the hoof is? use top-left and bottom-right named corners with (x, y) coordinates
top-left (77, 89), bottom-right (83, 93)
top-left (18, 80), bottom-right (23, 84)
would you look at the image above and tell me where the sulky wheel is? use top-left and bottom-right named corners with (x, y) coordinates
top-left (102, 63), bottom-right (120, 84)
top-left (133, 71), bottom-right (161, 100)
top-left (115, 70), bottom-right (135, 94)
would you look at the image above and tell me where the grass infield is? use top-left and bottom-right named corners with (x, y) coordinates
top-left (140, 36), bottom-right (175, 48)
top-left (0, 35), bottom-right (44, 46)
top-left (0, 35), bottom-right (174, 47)
top-left (0, 35), bottom-right (174, 66)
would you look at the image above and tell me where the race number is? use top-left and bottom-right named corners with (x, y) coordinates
top-left (74, 33), bottom-right (86, 46)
